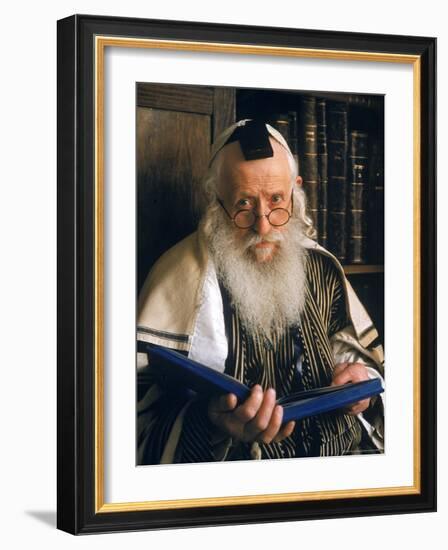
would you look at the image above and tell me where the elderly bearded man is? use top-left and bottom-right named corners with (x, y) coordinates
top-left (137, 119), bottom-right (384, 464)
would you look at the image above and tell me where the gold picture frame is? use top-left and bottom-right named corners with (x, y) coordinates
top-left (57, 14), bottom-right (436, 534)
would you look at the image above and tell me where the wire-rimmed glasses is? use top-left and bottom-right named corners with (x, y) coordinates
top-left (217, 192), bottom-right (294, 229)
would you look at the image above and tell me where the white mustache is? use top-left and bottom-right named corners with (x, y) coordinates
top-left (244, 231), bottom-right (285, 247)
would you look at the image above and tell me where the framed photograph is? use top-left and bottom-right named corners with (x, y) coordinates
top-left (57, 14), bottom-right (436, 534)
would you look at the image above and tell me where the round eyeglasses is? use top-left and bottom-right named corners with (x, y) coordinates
top-left (217, 193), bottom-right (293, 229)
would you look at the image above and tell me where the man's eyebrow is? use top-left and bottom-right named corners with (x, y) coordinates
top-left (266, 190), bottom-right (287, 199)
top-left (234, 192), bottom-right (256, 200)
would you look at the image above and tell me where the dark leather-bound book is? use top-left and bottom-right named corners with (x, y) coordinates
top-left (266, 113), bottom-right (290, 142)
top-left (348, 131), bottom-right (369, 263)
top-left (368, 138), bottom-right (385, 264)
top-left (288, 110), bottom-right (300, 173)
top-left (266, 112), bottom-right (297, 170)
top-left (300, 97), bottom-right (319, 237)
top-left (317, 98), bottom-right (328, 249)
top-left (327, 101), bottom-right (349, 262)
top-left (267, 112), bottom-right (301, 177)
top-left (299, 96), bottom-right (319, 237)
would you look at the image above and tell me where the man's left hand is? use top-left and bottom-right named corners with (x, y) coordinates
top-left (331, 362), bottom-right (370, 415)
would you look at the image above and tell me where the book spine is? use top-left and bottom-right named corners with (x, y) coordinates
top-left (368, 138), bottom-right (385, 264)
top-left (288, 111), bottom-right (300, 174)
top-left (327, 101), bottom-right (348, 262)
top-left (316, 99), bottom-right (328, 249)
top-left (348, 131), bottom-right (369, 263)
top-left (267, 113), bottom-right (290, 143)
top-left (267, 113), bottom-right (297, 171)
top-left (300, 96), bottom-right (319, 237)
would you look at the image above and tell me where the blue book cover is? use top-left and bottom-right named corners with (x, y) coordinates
top-left (138, 341), bottom-right (383, 423)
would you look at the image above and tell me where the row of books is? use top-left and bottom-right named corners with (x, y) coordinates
top-left (267, 97), bottom-right (384, 265)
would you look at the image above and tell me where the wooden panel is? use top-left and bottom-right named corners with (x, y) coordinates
top-left (137, 83), bottom-right (214, 115)
top-left (137, 107), bottom-right (211, 291)
top-left (213, 87), bottom-right (236, 139)
top-left (343, 265), bottom-right (384, 275)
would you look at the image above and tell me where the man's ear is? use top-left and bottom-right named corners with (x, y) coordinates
top-left (295, 176), bottom-right (303, 187)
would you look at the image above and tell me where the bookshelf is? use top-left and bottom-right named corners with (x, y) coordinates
top-left (343, 265), bottom-right (384, 275)
top-left (235, 86), bottom-right (385, 346)
top-left (235, 87), bottom-right (385, 269)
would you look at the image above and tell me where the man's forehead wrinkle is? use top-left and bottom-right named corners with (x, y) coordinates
top-left (233, 178), bottom-right (288, 195)
top-left (222, 154), bottom-right (290, 184)
top-left (225, 173), bottom-right (289, 202)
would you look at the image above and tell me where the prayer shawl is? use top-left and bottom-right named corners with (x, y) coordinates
top-left (137, 229), bottom-right (384, 464)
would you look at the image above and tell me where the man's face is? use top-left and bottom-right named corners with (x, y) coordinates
top-left (217, 139), bottom-right (299, 263)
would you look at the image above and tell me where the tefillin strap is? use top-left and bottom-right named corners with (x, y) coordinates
top-left (224, 119), bottom-right (274, 161)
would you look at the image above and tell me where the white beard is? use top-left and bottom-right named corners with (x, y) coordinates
top-left (202, 205), bottom-right (308, 339)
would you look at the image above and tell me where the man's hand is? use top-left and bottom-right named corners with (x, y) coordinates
top-left (208, 384), bottom-right (296, 444)
top-left (331, 362), bottom-right (371, 415)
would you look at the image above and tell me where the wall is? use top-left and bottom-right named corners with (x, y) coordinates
top-left (0, 0), bottom-right (444, 547)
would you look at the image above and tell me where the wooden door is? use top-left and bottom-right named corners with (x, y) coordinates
top-left (137, 83), bottom-right (235, 292)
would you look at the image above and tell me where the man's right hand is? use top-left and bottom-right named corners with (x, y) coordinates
top-left (207, 384), bottom-right (296, 444)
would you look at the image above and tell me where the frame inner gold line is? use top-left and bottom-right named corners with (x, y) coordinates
top-left (98, 485), bottom-right (420, 513)
top-left (94, 35), bottom-right (422, 513)
top-left (97, 36), bottom-right (419, 64)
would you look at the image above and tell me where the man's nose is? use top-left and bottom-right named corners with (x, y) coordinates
top-left (253, 212), bottom-right (271, 236)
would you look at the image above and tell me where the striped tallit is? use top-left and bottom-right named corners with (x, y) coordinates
top-left (139, 250), bottom-right (376, 464)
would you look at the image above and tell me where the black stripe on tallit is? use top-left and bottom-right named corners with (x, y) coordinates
top-left (137, 326), bottom-right (190, 343)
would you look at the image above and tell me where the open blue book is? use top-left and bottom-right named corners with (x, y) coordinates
top-left (138, 341), bottom-right (383, 424)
